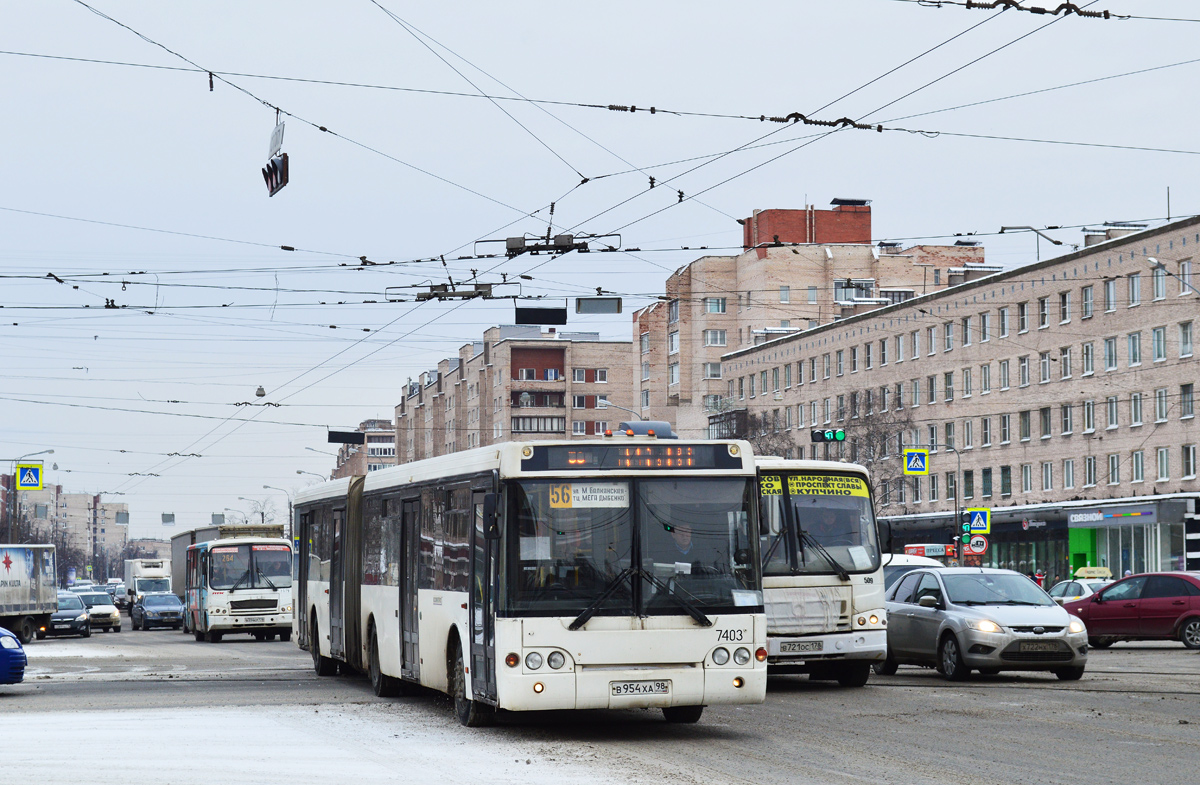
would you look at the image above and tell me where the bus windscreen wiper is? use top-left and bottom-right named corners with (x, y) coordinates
top-left (255, 566), bottom-right (277, 590)
top-left (568, 567), bottom-right (712, 630)
top-left (639, 570), bottom-right (712, 628)
top-left (797, 529), bottom-right (851, 582)
top-left (228, 570), bottom-right (250, 593)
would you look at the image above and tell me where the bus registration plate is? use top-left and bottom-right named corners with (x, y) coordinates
top-left (610, 680), bottom-right (670, 696)
top-left (780, 641), bottom-right (823, 653)
top-left (244, 617), bottom-right (264, 623)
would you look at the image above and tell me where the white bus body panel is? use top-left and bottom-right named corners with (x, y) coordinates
top-left (360, 584), bottom-right (401, 676)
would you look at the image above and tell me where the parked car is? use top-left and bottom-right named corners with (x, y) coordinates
top-left (76, 592), bottom-right (122, 633)
top-left (875, 567), bottom-right (1088, 681)
top-left (0, 626), bottom-right (27, 685)
top-left (1047, 579), bottom-right (1111, 605)
top-left (45, 592), bottom-right (90, 638)
top-left (1064, 572), bottom-right (1200, 649)
top-left (131, 593), bottom-right (184, 631)
top-left (882, 553), bottom-right (945, 590)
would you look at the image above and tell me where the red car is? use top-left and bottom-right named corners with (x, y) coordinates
top-left (1064, 572), bottom-right (1200, 649)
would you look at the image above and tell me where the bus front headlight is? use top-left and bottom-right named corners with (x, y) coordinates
top-left (525, 652), bottom-right (543, 670)
top-left (711, 647), bottom-right (730, 665)
top-left (733, 647), bottom-right (751, 665)
top-left (547, 651), bottom-right (565, 670)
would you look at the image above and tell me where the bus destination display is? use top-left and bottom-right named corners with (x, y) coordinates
top-left (533, 444), bottom-right (741, 471)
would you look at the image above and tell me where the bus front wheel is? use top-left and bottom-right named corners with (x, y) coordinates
top-left (450, 640), bottom-right (494, 727)
top-left (663, 705), bottom-right (704, 723)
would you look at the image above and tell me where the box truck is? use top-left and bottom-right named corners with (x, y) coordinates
top-left (0, 544), bottom-right (58, 643)
top-left (124, 559), bottom-right (171, 607)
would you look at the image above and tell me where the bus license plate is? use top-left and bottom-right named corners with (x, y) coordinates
top-left (1020, 641), bottom-right (1060, 652)
top-left (780, 641), bottom-right (823, 653)
top-left (244, 617), bottom-right (264, 623)
top-left (610, 680), bottom-right (670, 696)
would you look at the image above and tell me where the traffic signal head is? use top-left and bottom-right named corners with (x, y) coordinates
top-left (262, 152), bottom-right (289, 197)
top-left (810, 428), bottom-right (846, 443)
top-left (961, 511), bottom-right (971, 533)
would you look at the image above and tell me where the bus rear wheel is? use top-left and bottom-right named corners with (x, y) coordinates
top-left (311, 616), bottom-right (337, 676)
top-left (450, 640), bottom-right (494, 727)
top-left (662, 705), bottom-right (704, 723)
top-left (369, 628), bottom-right (400, 697)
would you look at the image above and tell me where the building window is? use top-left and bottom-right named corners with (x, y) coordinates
top-left (706, 297), bottom-right (727, 313)
top-left (836, 351), bottom-right (845, 376)
top-left (981, 364), bottom-right (991, 393)
top-left (640, 333), bottom-right (650, 354)
top-left (1151, 326), bottom-right (1166, 362)
top-left (1020, 410), bottom-right (1031, 441)
top-left (572, 421), bottom-right (587, 435)
top-left (946, 472), bottom-right (956, 501)
top-left (511, 416), bottom-right (567, 434)
top-left (573, 368), bottom-right (586, 383)
top-left (1131, 392), bottom-right (1144, 426)
top-left (573, 395), bottom-right (587, 409)
top-left (1128, 273), bottom-right (1141, 306)
top-left (1107, 454), bottom-right (1120, 485)
top-left (668, 299), bottom-right (680, 323)
top-left (1082, 342), bottom-right (1094, 375)
top-left (668, 332), bottom-right (679, 354)
top-left (999, 307), bottom-right (1009, 337)
top-left (1183, 384), bottom-right (1196, 418)
top-left (865, 343), bottom-right (874, 369)
top-left (595, 369), bottom-right (607, 383)
top-left (779, 286), bottom-right (790, 303)
top-left (982, 417), bottom-right (992, 446)
top-left (668, 363), bottom-right (680, 385)
top-left (1039, 352), bottom-right (1051, 383)
top-left (1132, 450), bottom-right (1144, 483)
top-left (911, 379), bottom-right (920, 408)
top-left (1128, 332), bottom-right (1142, 366)
top-left (1040, 407), bottom-right (1053, 438)
top-left (929, 425), bottom-right (939, 452)
top-left (1107, 396), bottom-right (1120, 429)
top-left (772, 367), bottom-right (780, 392)
top-left (927, 326), bottom-right (936, 356)
top-left (704, 329), bottom-right (726, 347)
top-left (823, 354), bottom-right (831, 379)
top-left (944, 372), bottom-right (954, 402)
top-left (927, 376), bottom-right (937, 405)
top-left (1059, 291), bottom-right (1071, 322)
top-left (1038, 297), bottom-right (1049, 328)
top-left (1000, 414), bottom-right (1011, 444)
top-left (944, 322), bottom-right (954, 352)
top-left (981, 468), bottom-right (992, 499)
top-left (641, 389), bottom-right (650, 409)
top-left (1157, 447), bottom-right (1170, 480)
top-left (1182, 260), bottom-right (1194, 294)
top-left (837, 395), bottom-right (846, 421)
top-left (962, 470), bottom-right (974, 500)
top-left (1042, 462), bottom-right (1053, 491)
top-left (1104, 337), bottom-right (1117, 371)
top-left (895, 383), bottom-right (904, 409)
top-left (808, 286), bottom-right (817, 303)
top-left (1182, 322), bottom-right (1194, 357)
top-left (518, 368), bottom-right (536, 381)
top-left (945, 422), bottom-right (955, 450)
top-left (912, 330), bottom-right (921, 357)
top-left (1083, 400), bottom-right (1096, 432)
top-left (1061, 404), bottom-right (1073, 434)
top-left (879, 339), bottom-right (888, 365)
top-left (1104, 278), bottom-right (1116, 312)
top-left (1018, 356), bottom-right (1030, 387)
top-left (1017, 302), bottom-right (1029, 333)
top-left (784, 364), bottom-right (792, 388)
top-left (1021, 464), bottom-right (1032, 493)
top-left (1084, 456), bottom-right (1097, 487)
top-left (596, 421), bottom-right (608, 433)
top-left (1059, 347), bottom-right (1072, 379)
top-left (1000, 465), bottom-right (1012, 496)
top-left (1063, 459), bottom-right (1075, 489)
top-left (911, 476), bottom-right (922, 503)
top-left (1155, 388), bottom-right (1169, 422)
top-left (1081, 285), bottom-right (1093, 318)
top-left (964, 419), bottom-right (973, 448)
top-left (962, 316), bottom-right (972, 346)
top-left (999, 360), bottom-right (1010, 390)
top-left (963, 368), bottom-right (973, 397)
top-left (980, 312), bottom-right (990, 342)
top-left (851, 347), bottom-right (859, 373)
top-left (1153, 265), bottom-right (1167, 300)
top-left (1184, 445), bottom-right (1197, 479)
top-left (642, 362), bottom-right (650, 381)
top-left (703, 362), bottom-right (722, 380)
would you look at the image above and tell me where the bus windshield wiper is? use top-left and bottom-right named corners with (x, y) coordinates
top-left (761, 530), bottom-right (787, 569)
top-left (255, 566), bottom-right (277, 590)
top-left (797, 529), bottom-right (851, 582)
top-left (228, 570), bottom-right (250, 593)
top-left (569, 567), bottom-right (634, 631)
top-left (639, 569), bottom-right (713, 628)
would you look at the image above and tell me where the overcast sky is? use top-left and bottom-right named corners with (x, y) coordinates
top-left (3, 1), bottom-right (1198, 538)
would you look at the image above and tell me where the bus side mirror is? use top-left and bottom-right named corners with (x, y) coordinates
top-left (482, 493), bottom-right (501, 540)
top-left (877, 517), bottom-right (893, 554)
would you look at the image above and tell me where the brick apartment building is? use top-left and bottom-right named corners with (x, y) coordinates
top-left (2, 480), bottom-right (129, 581)
top-left (394, 325), bottom-right (635, 463)
top-left (633, 200), bottom-right (997, 437)
top-left (720, 217), bottom-right (1199, 582)
top-left (331, 419), bottom-right (398, 479)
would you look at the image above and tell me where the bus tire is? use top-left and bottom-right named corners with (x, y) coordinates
top-left (194, 630), bottom-right (205, 642)
top-left (450, 638), bottom-right (494, 727)
top-left (207, 630), bottom-right (222, 643)
top-left (836, 662), bottom-right (871, 688)
top-left (369, 627), bottom-right (400, 698)
top-left (311, 615), bottom-right (337, 677)
top-left (279, 631), bottom-right (292, 643)
top-left (662, 705), bottom-right (704, 723)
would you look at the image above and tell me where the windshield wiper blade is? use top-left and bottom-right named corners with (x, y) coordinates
top-left (639, 570), bottom-right (713, 628)
top-left (255, 566), bottom-right (277, 591)
top-left (797, 530), bottom-right (851, 581)
top-left (761, 530), bottom-right (787, 568)
top-left (228, 570), bottom-right (250, 593)
top-left (569, 567), bottom-right (634, 631)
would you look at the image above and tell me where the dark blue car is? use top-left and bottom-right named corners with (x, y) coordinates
top-left (1, 626), bottom-right (27, 685)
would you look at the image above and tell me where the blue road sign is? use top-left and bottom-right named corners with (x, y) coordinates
top-left (966, 508), bottom-right (991, 534)
top-left (16, 463), bottom-right (42, 490)
top-left (903, 448), bottom-right (929, 475)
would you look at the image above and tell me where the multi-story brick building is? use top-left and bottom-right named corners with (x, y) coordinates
top-left (394, 325), bottom-right (635, 463)
top-left (721, 217), bottom-right (1199, 582)
top-left (633, 201), bottom-right (995, 437)
top-left (331, 419), bottom-right (397, 479)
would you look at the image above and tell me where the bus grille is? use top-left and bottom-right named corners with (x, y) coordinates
top-left (229, 599), bottom-right (277, 612)
top-left (765, 587), bottom-right (851, 635)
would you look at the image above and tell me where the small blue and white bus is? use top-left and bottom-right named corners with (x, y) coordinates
top-left (185, 537), bottom-right (293, 643)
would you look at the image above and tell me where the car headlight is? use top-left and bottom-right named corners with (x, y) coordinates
top-left (1069, 617), bottom-right (1086, 634)
top-left (75, 613), bottom-right (88, 622)
top-left (0, 637), bottom-right (19, 650)
top-left (970, 619), bottom-right (1002, 633)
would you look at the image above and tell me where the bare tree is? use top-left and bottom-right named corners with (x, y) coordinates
top-left (241, 497), bottom-right (279, 526)
top-left (841, 405), bottom-right (916, 513)
top-left (741, 411), bottom-right (797, 459)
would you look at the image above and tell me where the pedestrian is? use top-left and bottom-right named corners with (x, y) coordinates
top-left (1124, 569), bottom-right (1132, 578)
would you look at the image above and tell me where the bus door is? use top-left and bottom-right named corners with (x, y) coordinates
top-left (469, 491), bottom-right (498, 703)
top-left (330, 507), bottom-right (345, 660)
top-left (400, 499), bottom-right (421, 681)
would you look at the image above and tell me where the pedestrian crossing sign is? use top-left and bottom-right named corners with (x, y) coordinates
top-left (16, 463), bottom-right (43, 490)
top-left (902, 448), bottom-right (929, 476)
top-left (966, 508), bottom-right (991, 534)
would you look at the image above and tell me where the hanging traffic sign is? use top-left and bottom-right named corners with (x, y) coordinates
top-left (902, 448), bottom-right (929, 475)
top-left (15, 463), bottom-right (43, 490)
top-left (968, 534), bottom-right (989, 555)
top-left (966, 508), bottom-right (991, 534)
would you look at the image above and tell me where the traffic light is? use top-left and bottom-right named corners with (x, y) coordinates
top-left (810, 428), bottom-right (846, 443)
top-left (262, 152), bottom-right (289, 197)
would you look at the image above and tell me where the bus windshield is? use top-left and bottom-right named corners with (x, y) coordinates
top-left (759, 471), bottom-right (880, 577)
top-left (209, 544), bottom-right (293, 590)
top-left (505, 477), bottom-right (760, 617)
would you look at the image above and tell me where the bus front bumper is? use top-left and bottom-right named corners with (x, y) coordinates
top-left (207, 612), bottom-right (292, 632)
top-left (767, 629), bottom-right (887, 669)
top-left (498, 663), bottom-right (767, 712)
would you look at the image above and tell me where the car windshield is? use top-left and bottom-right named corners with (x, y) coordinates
top-left (759, 472), bottom-right (880, 576)
top-left (137, 578), bottom-right (170, 593)
top-left (944, 573), bottom-right (1055, 606)
top-left (143, 595), bottom-right (181, 607)
top-left (79, 594), bottom-right (111, 607)
top-left (58, 595), bottom-right (84, 610)
top-left (208, 544), bottom-right (293, 590)
top-left (504, 477), bottom-right (759, 617)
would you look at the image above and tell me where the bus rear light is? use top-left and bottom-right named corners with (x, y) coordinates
top-left (532, 682), bottom-right (545, 694)
top-left (754, 648), bottom-right (767, 662)
top-left (505, 653), bottom-right (519, 667)
top-left (732, 677), bottom-right (744, 688)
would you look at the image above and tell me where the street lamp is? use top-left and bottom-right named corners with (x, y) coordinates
top-left (6, 449), bottom-right (54, 542)
top-left (305, 447), bottom-right (337, 457)
top-left (223, 507), bottom-right (248, 525)
top-left (263, 485), bottom-right (294, 540)
top-left (237, 497), bottom-right (266, 526)
top-left (1147, 257), bottom-right (1200, 296)
top-left (296, 469), bottom-right (326, 480)
top-left (595, 401), bottom-right (645, 421)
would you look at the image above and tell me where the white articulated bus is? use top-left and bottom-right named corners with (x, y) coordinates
top-left (295, 432), bottom-right (767, 726)
top-left (756, 459), bottom-right (887, 686)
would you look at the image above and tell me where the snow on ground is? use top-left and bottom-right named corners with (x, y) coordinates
top-left (23, 640), bottom-right (155, 658)
top-left (0, 703), bottom-right (697, 785)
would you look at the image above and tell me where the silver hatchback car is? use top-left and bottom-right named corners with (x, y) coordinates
top-left (875, 567), bottom-right (1088, 681)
